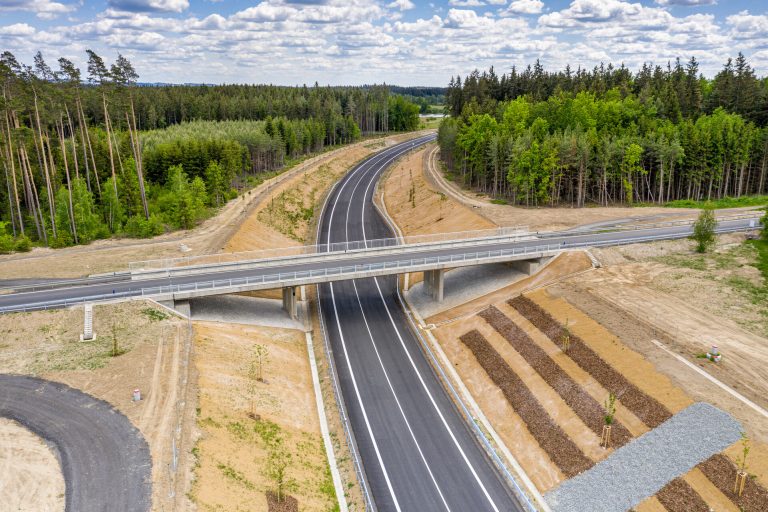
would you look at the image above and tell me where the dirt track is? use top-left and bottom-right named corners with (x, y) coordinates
top-left (0, 375), bottom-right (152, 512)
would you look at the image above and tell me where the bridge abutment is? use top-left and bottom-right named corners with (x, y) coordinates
top-left (510, 257), bottom-right (550, 276)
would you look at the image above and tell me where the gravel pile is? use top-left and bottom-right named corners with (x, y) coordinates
top-left (545, 402), bottom-right (742, 512)
top-left (479, 305), bottom-right (633, 447)
top-left (509, 295), bottom-right (672, 428)
top-left (460, 329), bottom-right (593, 477)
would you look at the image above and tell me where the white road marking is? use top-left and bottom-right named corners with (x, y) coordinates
top-left (321, 142), bottom-right (430, 511)
top-left (343, 144), bottom-right (452, 510)
top-left (327, 281), bottom-right (401, 512)
top-left (357, 147), bottom-right (503, 512)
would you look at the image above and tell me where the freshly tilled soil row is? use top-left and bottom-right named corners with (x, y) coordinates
top-left (479, 305), bottom-right (633, 447)
top-left (460, 329), bottom-right (593, 478)
top-left (697, 454), bottom-right (768, 512)
top-left (655, 478), bottom-right (710, 512)
top-left (508, 296), bottom-right (672, 428)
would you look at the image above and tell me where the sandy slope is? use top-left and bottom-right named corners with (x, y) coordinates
top-left (0, 418), bottom-right (65, 511)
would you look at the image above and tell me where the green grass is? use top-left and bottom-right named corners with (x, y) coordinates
top-left (748, 238), bottom-right (768, 279)
top-left (664, 195), bottom-right (768, 209)
top-left (141, 307), bottom-right (169, 322)
top-left (216, 463), bottom-right (255, 490)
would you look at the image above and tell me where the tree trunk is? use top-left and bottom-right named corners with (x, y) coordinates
top-left (32, 91), bottom-right (56, 239)
top-left (103, 93), bottom-right (118, 198)
top-left (58, 119), bottom-right (78, 244)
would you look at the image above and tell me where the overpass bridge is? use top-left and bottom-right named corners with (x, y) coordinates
top-left (0, 213), bottom-right (759, 316)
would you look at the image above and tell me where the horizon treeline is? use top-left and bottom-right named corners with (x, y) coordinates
top-left (439, 55), bottom-right (768, 206)
top-left (0, 49), bottom-right (420, 251)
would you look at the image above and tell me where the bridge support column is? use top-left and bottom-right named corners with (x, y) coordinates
top-left (282, 286), bottom-right (298, 320)
top-left (423, 269), bottom-right (444, 302)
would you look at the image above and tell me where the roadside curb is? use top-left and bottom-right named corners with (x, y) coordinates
top-left (305, 329), bottom-right (349, 512)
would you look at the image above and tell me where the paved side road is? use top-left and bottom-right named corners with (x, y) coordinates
top-left (0, 375), bottom-right (152, 512)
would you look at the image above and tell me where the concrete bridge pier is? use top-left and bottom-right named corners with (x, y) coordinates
top-left (423, 269), bottom-right (445, 302)
top-left (282, 286), bottom-right (298, 320)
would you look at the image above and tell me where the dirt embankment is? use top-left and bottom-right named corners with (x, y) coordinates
top-left (0, 418), bottom-right (65, 512)
top-left (381, 144), bottom-right (495, 236)
top-left (0, 301), bottom-right (194, 512)
top-left (190, 322), bottom-right (336, 511)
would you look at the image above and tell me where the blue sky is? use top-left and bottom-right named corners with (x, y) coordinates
top-left (1, 0), bottom-right (766, 86)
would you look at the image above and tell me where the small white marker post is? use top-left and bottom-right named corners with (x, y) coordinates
top-left (80, 303), bottom-right (96, 342)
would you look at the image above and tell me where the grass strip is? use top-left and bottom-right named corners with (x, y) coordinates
top-left (508, 296), bottom-right (672, 428)
top-left (655, 478), bottom-right (710, 512)
top-left (459, 329), bottom-right (593, 477)
top-left (479, 306), bottom-right (633, 447)
top-left (697, 454), bottom-right (768, 512)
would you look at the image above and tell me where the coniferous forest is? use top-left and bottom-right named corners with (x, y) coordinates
top-left (438, 55), bottom-right (768, 207)
top-left (0, 50), bottom-right (420, 251)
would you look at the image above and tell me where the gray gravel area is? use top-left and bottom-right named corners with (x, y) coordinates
top-left (0, 374), bottom-right (152, 512)
top-left (545, 402), bottom-right (742, 512)
top-left (189, 294), bottom-right (308, 330)
top-left (405, 262), bottom-right (525, 318)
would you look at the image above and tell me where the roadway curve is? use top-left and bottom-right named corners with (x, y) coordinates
top-left (316, 135), bottom-right (525, 511)
top-left (0, 375), bottom-right (152, 512)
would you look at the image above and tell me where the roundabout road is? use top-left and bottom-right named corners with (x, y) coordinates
top-left (0, 375), bottom-right (152, 512)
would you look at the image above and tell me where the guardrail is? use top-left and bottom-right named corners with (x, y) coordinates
top-left (396, 289), bottom-right (539, 512)
top-left (613, 212), bottom-right (761, 230)
top-left (128, 226), bottom-right (528, 272)
top-left (0, 222), bottom-right (754, 314)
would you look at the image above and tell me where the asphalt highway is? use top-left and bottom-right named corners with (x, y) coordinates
top-left (0, 375), bottom-right (152, 512)
top-left (316, 135), bottom-right (525, 511)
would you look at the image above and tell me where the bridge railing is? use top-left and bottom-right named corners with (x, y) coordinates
top-left (0, 221), bottom-right (753, 314)
top-left (128, 226), bottom-right (529, 272)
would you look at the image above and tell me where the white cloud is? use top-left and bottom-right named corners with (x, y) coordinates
top-left (505, 0), bottom-right (544, 15)
top-left (0, 23), bottom-right (37, 37)
top-left (107, 0), bottom-right (189, 13)
top-left (388, 0), bottom-right (415, 11)
top-left (655, 0), bottom-right (716, 6)
top-left (0, 0), bottom-right (761, 86)
top-left (726, 11), bottom-right (768, 40)
top-left (0, 0), bottom-right (75, 19)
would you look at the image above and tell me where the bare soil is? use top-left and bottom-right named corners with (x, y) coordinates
top-left (656, 478), bottom-right (710, 512)
top-left (267, 491), bottom-right (299, 512)
top-left (459, 329), bottom-right (593, 477)
top-left (509, 295), bottom-right (673, 428)
top-left (381, 145), bottom-right (494, 236)
top-left (698, 454), bottom-right (768, 512)
top-left (0, 301), bottom-right (194, 511)
top-left (190, 321), bottom-right (335, 512)
top-left (426, 251), bottom-right (594, 325)
top-left (478, 306), bottom-right (633, 447)
top-left (0, 418), bottom-right (65, 512)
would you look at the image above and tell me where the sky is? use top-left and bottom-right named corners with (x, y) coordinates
top-left (0, 0), bottom-right (766, 86)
